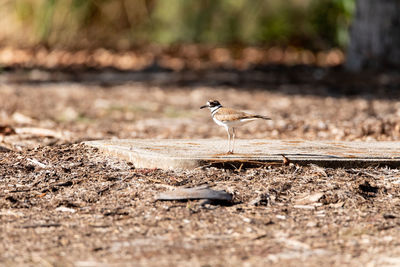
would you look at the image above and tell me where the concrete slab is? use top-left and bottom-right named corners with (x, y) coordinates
top-left (84, 139), bottom-right (400, 169)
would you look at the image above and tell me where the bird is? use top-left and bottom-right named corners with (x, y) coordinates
top-left (200, 100), bottom-right (271, 154)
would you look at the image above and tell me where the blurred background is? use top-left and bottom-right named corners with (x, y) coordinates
top-left (2, 0), bottom-right (354, 49)
top-left (0, 0), bottom-right (355, 69)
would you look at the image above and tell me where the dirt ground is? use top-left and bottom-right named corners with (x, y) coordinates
top-left (1, 68), bottom-right (400, 266)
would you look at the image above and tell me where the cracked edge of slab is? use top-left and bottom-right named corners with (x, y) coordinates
top-left (85, 142), bottom-right (202, 169)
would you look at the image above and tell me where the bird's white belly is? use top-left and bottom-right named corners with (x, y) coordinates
top-left (213, 117), bottom-right (227, 127)
top-left (213, 117), bottom-right (256, 128)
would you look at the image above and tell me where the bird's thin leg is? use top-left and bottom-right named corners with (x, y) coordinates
top-left (232, 127), bottom-right (236, 153)
top-left (226, 127), bottom-right (231, 153)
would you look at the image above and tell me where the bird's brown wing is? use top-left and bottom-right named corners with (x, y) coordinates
top-left (213, 107), bottom-right (255, 122)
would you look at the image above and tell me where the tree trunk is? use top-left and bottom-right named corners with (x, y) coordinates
top-left (346, 0), bottom-right (400, 71)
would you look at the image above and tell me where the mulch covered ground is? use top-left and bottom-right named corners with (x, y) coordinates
top-left (1, 67), bottom-right (400, 266)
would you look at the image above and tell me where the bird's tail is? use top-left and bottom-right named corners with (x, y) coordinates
top-left (253, 115), bottom-right (271, 120)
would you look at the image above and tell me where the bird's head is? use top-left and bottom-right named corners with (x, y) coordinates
top-left (200, 100), bottom-right (222, 109)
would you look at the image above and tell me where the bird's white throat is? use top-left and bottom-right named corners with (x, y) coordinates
top-left (210, 105), bottom-right (222, 116)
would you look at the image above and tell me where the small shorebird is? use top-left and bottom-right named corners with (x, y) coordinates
top-left (200, 100), bottom-right (271, 154)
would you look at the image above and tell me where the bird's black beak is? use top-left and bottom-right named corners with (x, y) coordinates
top-left (200, 105), bottom-right (209, 109)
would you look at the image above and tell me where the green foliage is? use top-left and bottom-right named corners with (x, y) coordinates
top-left (36, 0), bottom-right (56, 40)
top-left (151, 0), bottom-right (304, 45)
top-left (5, 0), bottom-right (356, 49)
top-left (309, 0), bottom-right (356, 48)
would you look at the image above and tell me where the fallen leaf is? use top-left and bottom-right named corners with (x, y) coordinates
top-left (37, 193), bottom-right (47, 198)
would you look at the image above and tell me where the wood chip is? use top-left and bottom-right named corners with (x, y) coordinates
top-left (55, 206), bottom-right (76, 213)
top-left (15, 127), bottom-right (70, 139)
top-left (27, 158), bottom-right (48, 168)
top-left (0, 125), bottom-right (16, 135)
top-left (0, 145), bottom-right (11, 152)
top-left (293, 205), bottom-right (316, 210)
top-left (156, 185), bottom-right (232, 202)
top-left (281, 154), bottom-right (290, 166)
top-left (19, 223), bottom-right (61, 228)
top-left (12, 112), bottom-right (35, 124)
top-left (295, 192), bottom-right (324, 205)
